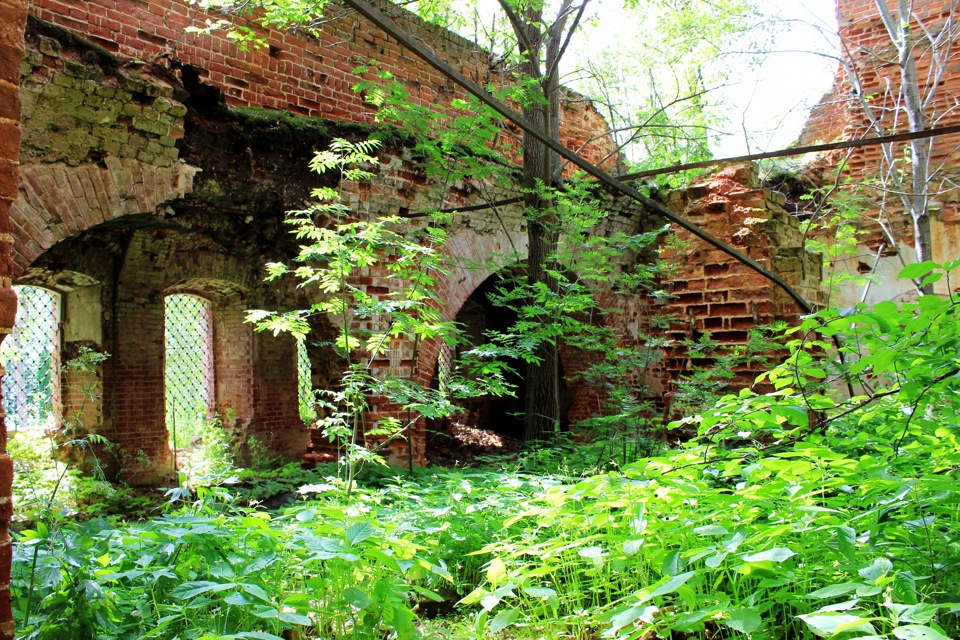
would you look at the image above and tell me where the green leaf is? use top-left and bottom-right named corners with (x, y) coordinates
top-left (343, 588), bottom-right (371, 610)
top-left (170, 581), bottom-right (236, 599)
top-left (524, 587), bottom-right (558, 608)
top-left (489, 607), bottom-right (520, 633)
top-left (898, 261), bottom-right (939, 280)
top-left (858, 558), bottom-right (894, 584)
top-left (892, 625), bottom-right (951, 640)
top-left (344, 521), bottom-right (374, 547)
top-left (837, 526), bottom-right (858, 563)
top-left (623, 539), bottom-right (643, 556)
top-left (606, 605), bottom-right (658, 633)
top-left (579, 545), bottom-right (605, 570)
top-left (693, 525), bottom-right (729, 536)
top-left (636, 570), bottom-right (697, 605)
top-left (661, 550), bottom-right (682, 576)
top-left (798, 613), bottom-right (876, 637)
top-left (725, 607), bottom-right (762, 634)
top-left (893, 572), bottom-right (918, 605)
top-left (741, 547), bottom-right (796, 563)
top-left (240, 583), bottom-right (272, 604)
top-left (278, 611), bottom-right (312, 626)
top-left (459, 587), bottom-right (487, 606)
top-left (486, 557), bottom-right (508, 587)
top-left (808, 583), bottom-right (861, 599)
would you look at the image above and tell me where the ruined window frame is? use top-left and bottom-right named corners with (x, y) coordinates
top-left (1, 285), bottom-right (62, 432)
top-left (163, 293), bottom-right (215, 450)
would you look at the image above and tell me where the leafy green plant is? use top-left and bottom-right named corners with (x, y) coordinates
top-left (249, 135), bottom-right (514, 492)
top-left (13, 347), bottom-right (113, 631)
top-left (455, 264), bottom-right (960, 640)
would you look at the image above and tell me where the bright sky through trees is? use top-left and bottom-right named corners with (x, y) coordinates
top-left (445, 0), bottom-right (839, 162)
top-left (567, 0), bottom-right (840, 158)
top-left (711, 0), bottom-right (839, 156)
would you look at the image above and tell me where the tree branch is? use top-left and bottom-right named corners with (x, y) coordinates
top-left (340, 0), bottom-right (814, 314)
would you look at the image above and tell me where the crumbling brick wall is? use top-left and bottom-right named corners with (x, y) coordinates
top-left (798, 0), bottom-right (960, 304)
top-left (659, 165), bottom-right (822, 407)
top-left (0, 0), bottom-right (25, 634)
top-left (7, 0), bottom-right (824, 484)
top-left (28, 0), bottom-right (616, 170)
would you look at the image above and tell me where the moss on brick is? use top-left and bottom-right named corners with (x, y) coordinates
top-left (25, 15), bottom-right (121, 75)
top-left (224, 105), bottom-right (405, 149)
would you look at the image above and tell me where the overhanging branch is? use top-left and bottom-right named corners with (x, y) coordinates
top-left (340, 0), bottom-right (814, 313)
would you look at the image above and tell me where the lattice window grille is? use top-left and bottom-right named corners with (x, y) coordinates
top-left (1, 286), bottom-right (60, 432)
top-left (164, 294), bottom-right (214, 448)
top-left (297, 339), bottom-right (316, 425)
top-left (434, 342), bottom-right (453, 393)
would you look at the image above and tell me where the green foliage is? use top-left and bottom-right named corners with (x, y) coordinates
top-left (14, 298), bottom-right (960, 638)
top-left (455, 264), bottom-right (960, 640)
top-left (573, 0), bottom-right (765, 178)
top-left (177, 412), bottom-right (238, 480)
top-left (13, 492), bottom-right (448, 640)
top-left (250, 135), bottom-right (511, 491)
top-left (799, 180), bottom-right (877, 294)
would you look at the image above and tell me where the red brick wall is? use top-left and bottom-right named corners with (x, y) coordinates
top-left (249, 319), bottom-right (307, 459)
top-left (0, 0), bottom-right (25, 635)
top-left (659, 165), bottom-right (822, 404)
top-left (797, 0), bottom-right (960, 251)
top-left (107, 230), bottom-right (310, 484)
top-left (27, 0), bottom-right (617, 170)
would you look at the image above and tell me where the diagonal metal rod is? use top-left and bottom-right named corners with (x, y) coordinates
top-left (619, 124), bottom-right (960, 181)
top-left (407, 125), bottom-right (960, 218)
top-left (340, 0), bottom-right (813, 313)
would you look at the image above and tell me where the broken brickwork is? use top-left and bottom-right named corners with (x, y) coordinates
top-left (27, 0), bottom-right (615, 170)
top-left (660, 165), bottom-right (822, 405)
top-left (7, 8), bottom-right (627, 480)
top-left (798, 0), bottom-right (960, 304)
top-left (0, 0), bottom-right (25, 635)
top-left (2, 0), bottom-right (823, 487)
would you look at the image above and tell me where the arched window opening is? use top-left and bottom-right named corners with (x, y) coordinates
top-left (297, 339), bottom-right (316, 425)
top-left (1, 286), bottom-right (61, 431)
top-left (164, 294), bottom-right (214, 451)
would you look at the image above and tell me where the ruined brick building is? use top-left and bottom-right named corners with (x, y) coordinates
top-left (798, 0), bottom-right (960, 305)
top-left (0, 0), bottom-right (957, 635)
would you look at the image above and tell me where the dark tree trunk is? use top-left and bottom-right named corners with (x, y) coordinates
top-left (503, 0), bottom-right (572, 442)
top-left (522, 113), bottom-right (561, 440)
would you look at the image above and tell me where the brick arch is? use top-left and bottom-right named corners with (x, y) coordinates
top-left (411, 223), bottom-right (636, 444)
top-left (164, 261), bottom-right (259, 301)
top-left (412, 225), bottom-right (525, 390)
top-left (15, 267), bottom-right (100, 291)
top-left (163, 276), bottom-right (255, 434)
top-left (9, 159), bottom-right (198, 276)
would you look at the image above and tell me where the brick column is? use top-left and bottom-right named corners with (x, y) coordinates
top-left (0, 0), bottom-right (27, 637)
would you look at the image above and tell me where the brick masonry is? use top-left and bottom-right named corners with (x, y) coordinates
top-left (0, 0), bottom-right (26, 631)
top-left (8, 0), bottom-right (821, 484)
top-left (660, 165), bottom-right (822, 403)
top-left (27, 0), bottom-right (617, 171)
top-left (797, 0), bottom-right (960, 304)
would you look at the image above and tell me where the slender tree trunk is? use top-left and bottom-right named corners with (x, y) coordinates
top-left (499, 0), bottom-right (574, 442)
top-left (518, 9), bottom-right (560, 442)
top-left (876, 0), bottom-right (934, 291)
top-left (522, 122), bottom-right (561, 441)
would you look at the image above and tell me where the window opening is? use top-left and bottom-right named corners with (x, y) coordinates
top-left (297, 338), bottom-right (316, 425)
top-left (164, 294), bottom-right (214, 452)
top-left (0, 286), bottom-right (60, 431)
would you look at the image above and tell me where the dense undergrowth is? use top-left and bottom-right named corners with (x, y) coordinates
top-left (11, 264), bottom-right (960, 639)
